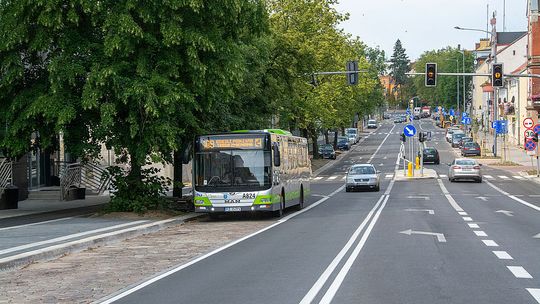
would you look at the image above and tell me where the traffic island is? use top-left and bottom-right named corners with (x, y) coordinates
top-left (394, 168), bottom-right (438, 181)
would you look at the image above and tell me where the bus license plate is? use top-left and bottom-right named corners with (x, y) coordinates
top-left (224, 207), bottom-right (241, 212)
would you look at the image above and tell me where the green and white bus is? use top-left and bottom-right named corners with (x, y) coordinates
top-left (193, 129), bottom-right (311, 217)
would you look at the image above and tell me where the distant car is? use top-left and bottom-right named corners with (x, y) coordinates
top-left (345, 128), bottom-right (359, 144)
top-left (446, 128), bottom-right (463, 143)
top-left (459, 136), bottom-right (473, 148)
top-left (367, 119), bottom-right (378, 129)
top-left (422, 147), bottom-right (440, 164)
top-left (461, 142), bottom-right (481, 156)
top-left (337, 136), bottom-right (350, 150)
top-left (451, 133), bottom-right (465, 147)
top-left (413, 115), bottom-right (420, 120)
top-left (319, 144), bottom-right (336, 159)
top-left (448, 158), bottom-right (482, 183)
top-left (383, 113), bottom-right (391, 119)
top-left (346, 164), bottom-right (380, 192)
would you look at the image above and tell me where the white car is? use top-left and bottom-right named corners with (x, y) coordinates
top-left (346, 164), bottom-right (381, 192)
top-left (367, 119), bottom-right (378, 129)
top-left (448, 158), bottom-right (482, 183)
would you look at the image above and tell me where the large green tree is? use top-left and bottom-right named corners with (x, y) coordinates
top-left (389, 39), bottom-right (410, 107)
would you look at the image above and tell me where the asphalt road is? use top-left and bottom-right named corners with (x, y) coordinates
top-left (102, 120), bottom-right (540, 304)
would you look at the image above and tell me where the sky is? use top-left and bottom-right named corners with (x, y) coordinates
top-left (335, 0), bottom-right (528, 61)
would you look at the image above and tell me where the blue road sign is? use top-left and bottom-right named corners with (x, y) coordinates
top-left (462, 112), bottom-right (468, 118)
top-left (525, 139), bottom-right (537, 151)
top-left (449, 109), bottom-right (455, 116)
top-left (404, 124), bottom-right (417, 137)
top-left (534, 124), bottom-right (540, 135)
top-left (494, 120), bottom-right (508, 134)
top-left (461, 117), bottom-right (471, 125)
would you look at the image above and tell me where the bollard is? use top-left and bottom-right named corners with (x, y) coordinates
top-left (407, 162), bottom-right (413, 177)
top-left (415, 156), bottom-right (420, 170)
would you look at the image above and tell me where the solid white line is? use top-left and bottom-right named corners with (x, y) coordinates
top-left (468, 223), bottom-right (480, 229)
top-left (299, 195), bottom-right (387, 304)
top-left (486, 180), bottom-right (540, 212)
top-left (527, 288), bottom-right (540, 303)
top-left (437, 179), bottom-right (464, 212)
top-left (507, 266), bottom-right (533, 279)
top-left (319, 195), bottom-right (390, 304)
top-left (0, 220), bottom-right (148, 256)
top-left (482, 240), bottom-right (499, 247)
top-left (473, 230), bottom-right (488, 237)
top-left (102, 186), bottom-right (344, 304)
top-left (458, 211), bottom-right (468, 216)
top-left (0, 216), bottom-right (75, 232)
top-left (493, 251), bottom-right (513, 260)
top-left (367, 124), bottom-right (396, 164)
top-left (462, 217), bottom-right (473, 222)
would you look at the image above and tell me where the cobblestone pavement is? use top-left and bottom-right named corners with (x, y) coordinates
top-left (0, 216), bottom-right (274, 304)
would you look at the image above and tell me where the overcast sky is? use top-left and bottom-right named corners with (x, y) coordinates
top-left (335, 0), bottom-right (528, 60)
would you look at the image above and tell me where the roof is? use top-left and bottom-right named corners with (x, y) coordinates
top-left (497, 32), bottom-right (527, 45)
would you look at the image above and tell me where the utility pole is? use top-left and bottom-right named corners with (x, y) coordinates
top-left (491, 13), bottom-right (498, 157)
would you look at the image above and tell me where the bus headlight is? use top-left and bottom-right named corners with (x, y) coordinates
top-left (195, 200), bottom-right (205, 205)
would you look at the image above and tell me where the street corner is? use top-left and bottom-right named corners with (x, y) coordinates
top-left (393, 168), bottom-right (438, 181)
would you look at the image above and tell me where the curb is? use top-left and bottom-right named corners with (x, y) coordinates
top-left (0, 213), bottom-right (203, 272)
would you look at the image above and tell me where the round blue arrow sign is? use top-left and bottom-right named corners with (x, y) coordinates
top-left (404, 124), bottom-right (417, 137)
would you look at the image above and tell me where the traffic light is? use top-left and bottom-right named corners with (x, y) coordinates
top-left (492, 63), bottom-right (504, 87)
top-left (400, 133), bottom-right (406, 142)
top-left (419, 132), bottom-right (426, 142)
top-left (425, 63), bottom-right (437, 87)
top-left (346, 60), bottom-right (358, 85)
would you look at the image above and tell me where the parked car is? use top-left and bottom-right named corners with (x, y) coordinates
top-left (448, 158), bottom-right (482, 183)
top-left (367, 119), bottom-right (378, 129)
top-left (461, 142), bottom-right (481, 156)
top-left (345, 128), bottom-right (359, 144)
top-left (459, 136), bottom-right (473, 148)
top-left (446, 128), bottom-right (463, 143)
top-left (451, 133), bottom-right (465, 148)
top-left (318, 144), bottom-right (336, 159)
top-left (346, 164), bottom-right (380, 192)
top-left (337, 136), bottom-right (350, 150)
top-left (422, 147), bottom-right (440, 164)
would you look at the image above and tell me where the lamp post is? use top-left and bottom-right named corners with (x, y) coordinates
top-left (455, 25), bottom-right (498, 156)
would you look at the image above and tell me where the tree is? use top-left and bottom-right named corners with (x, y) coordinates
top-left (389, 39), bottom-right (410, 106)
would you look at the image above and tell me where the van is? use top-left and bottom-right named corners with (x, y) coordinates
top-left (345, 128), bottom-right (359, 144)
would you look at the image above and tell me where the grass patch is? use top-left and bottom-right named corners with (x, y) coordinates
top-left (525, 169), bottom-right (539, 176)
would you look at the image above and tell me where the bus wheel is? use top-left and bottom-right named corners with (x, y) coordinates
top-left (273, 193), bottom-right (284, 217)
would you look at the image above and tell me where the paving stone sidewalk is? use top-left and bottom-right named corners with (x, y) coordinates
top-left (0, 218), bottom-right (274, 304)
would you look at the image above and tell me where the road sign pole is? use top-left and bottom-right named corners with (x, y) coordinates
top-left (493, 88), bottom-right (498, 157)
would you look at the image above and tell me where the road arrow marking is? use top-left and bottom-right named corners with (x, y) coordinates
top-left (496, 210), bottom-right (514, 217)
top-left (533, 233), bottom-right (540, 238)
top-left (476, 196), bottom-right (489, 201)
top-left (407, 196), bottom-right (430, 200)
top-left (404, 208), bottom-right (435, 215)
top-left (399, 229), bottom-right (446, 242)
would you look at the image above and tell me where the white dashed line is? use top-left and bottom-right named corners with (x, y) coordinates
top-left (493, 251), bottom-right (513, 260)
top-left (462, 217), bottom-right (473, 221)
top-left (328, 176), bottom-right (338, 180)
top-left (498, 175), bottom-right (510, 179)
top-left (507, 266), bottom-right (533, 279)
top-left (513, 176), bottom-right (524, 180)
top-left (483, 175), bottom-right (494, 179)
top-left (385, 174), bottom-right (394, 179)
top-left (473, 231), bottom-right (488, 237)
top-left (458, 211), bottom-right (468, 216)
top-left (313, 177), bottom-right (323, 180)
top-left (341, 176), bottom-right (346, 180)
top-left (482, 240), bottom-right (499, 247)
top-left (439, 174), bottom-right (447, 178)
top-left (527, 289), bottom-right (540, 303)
top-left (468, 223), bottom-right (480, 229)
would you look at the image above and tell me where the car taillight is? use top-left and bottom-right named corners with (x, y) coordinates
top-left (464, 147), bottom-right (469, 150)
top-left (452, 166), bottom-right (461, 169)
top-left (473, 166), bottom-right (481, 169)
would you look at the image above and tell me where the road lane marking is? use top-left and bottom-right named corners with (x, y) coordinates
top-left (498, 175), bottom-right (510, 179)
top-left (404, 208), bottom-right (434, 215)
top-left (341, 176), bottom-right (346, 180)
top-left (458, 211), bottom-right (468, 216)
top-left (439, 174), bottom-right (447, 178)
top-left (367, 124), bottom-right (396, 164)
top-left (513, 176), bottom-right (524, 180)
top-left (299, 194), bottom-right (388, 304)
top-left (507, 266), bottom-right (533, 279)
top-left (319, 195), bottom-right (391, 304)
top-left (486, 180), bottom-right (540, 212)
top-left (493, 251), bottom-right (513, 260)
top-left (328, 176), bottom-right (338, 180)
top-left (527, 289), bottom-right (540, 303)
top-left (0, 220), bottom-right (148, 256)
top-left (399, 229), bottom-right (446, 242)
top-left (313, 177), bottom-right (323, 181)
top-left (462, 217), bottom-right (473, 221)
top-left (437, 179), bottom-right (464, 212)
top-left (385, 174), bottom-right (394, 179)
top-left (468, 223), bottom-right (480, 229)
top-left (482, 240), bottom-right (499, 247)
top-left (484, 175), bottom-right (494, 179)
top-left (0, 217), bottom-right (75, 232)
top-left (473, 231), bottom-right (487, 237)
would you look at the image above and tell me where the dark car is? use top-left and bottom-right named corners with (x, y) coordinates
top-left (461, 142), bottom-right (481, 156)
top-left (319, 144), bottom-right (336, 159)
top-left (459, 136), bottom-right (473, 148)
top-left (451, 133), bottom-right (465, 148)
top-left (413, 115), bottom-right (420, 120)
top-left (337, 136), bottom-right (350, 150)
top-left (422, 147), bottom-right (440, 164)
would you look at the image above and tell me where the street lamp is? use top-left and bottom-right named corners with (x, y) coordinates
top-left (455, 25), bottom-right (498, 156)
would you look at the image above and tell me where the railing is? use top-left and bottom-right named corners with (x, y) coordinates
top-left (0, 158), bottom-right (13, 194)
top-left (60, 162), bottom-right (111, 200)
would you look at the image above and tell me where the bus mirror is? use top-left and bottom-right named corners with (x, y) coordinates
top-left (273, 144), bottom-right (281, 167)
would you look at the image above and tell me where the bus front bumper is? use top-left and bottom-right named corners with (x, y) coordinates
top-left (195, 204), bottom-right (278, 213)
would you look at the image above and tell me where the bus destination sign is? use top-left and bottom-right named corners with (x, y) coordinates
top-left (200, 136), bottom-right (264, 150)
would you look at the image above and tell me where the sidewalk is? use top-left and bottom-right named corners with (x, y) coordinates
top-left (474, 130), bottom-right (540, 182)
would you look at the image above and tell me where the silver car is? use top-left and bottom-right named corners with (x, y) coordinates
top-left (346, 164), bottom-right (380, 192)
top-left (448, 158), bottom-right (482, 183)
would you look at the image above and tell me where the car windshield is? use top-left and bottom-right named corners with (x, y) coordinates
top-left (456, 160), bottom-right (477, 166)
top-left (346, 129), bottom-right (357, 134)
top-left (349, 166), bottom-right (375, 175)
top-left (424, 148), bottom-right (436, 154)
top-left (464, 142), bottom-right (479, 148)
top-left (321, 145), bottom-right (333, 151)
top-left (453, 134), bottom-right (464, 140)
top-left (338, 137), bottom-right (348, 143)
top-left (368, 120), bottom-right (376, 124)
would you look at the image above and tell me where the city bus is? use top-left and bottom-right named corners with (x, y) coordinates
top-left (192, 129), bottom-right (311, 217)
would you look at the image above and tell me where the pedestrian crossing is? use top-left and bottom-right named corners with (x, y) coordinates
top-left (312, 173), bottom-right (527, 182)
top-left (439, 173), bottom-right (526, 181)
top-left (311, 174), bottom-right (395, 182)
top-left (368, 131), bottom-right (446, 136)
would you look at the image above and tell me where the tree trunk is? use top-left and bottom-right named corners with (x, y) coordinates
top-left (173, 150), bottom-right (183, 197)
top-left (333, 131), bottom-right (338, 149)
top-left (324, 129), bottom-right (329, 144)
top-left (308, 127), bottom-right (320, 159)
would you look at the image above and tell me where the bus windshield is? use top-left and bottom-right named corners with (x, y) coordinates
top-left (194, 149), bottom-right (272, 192)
